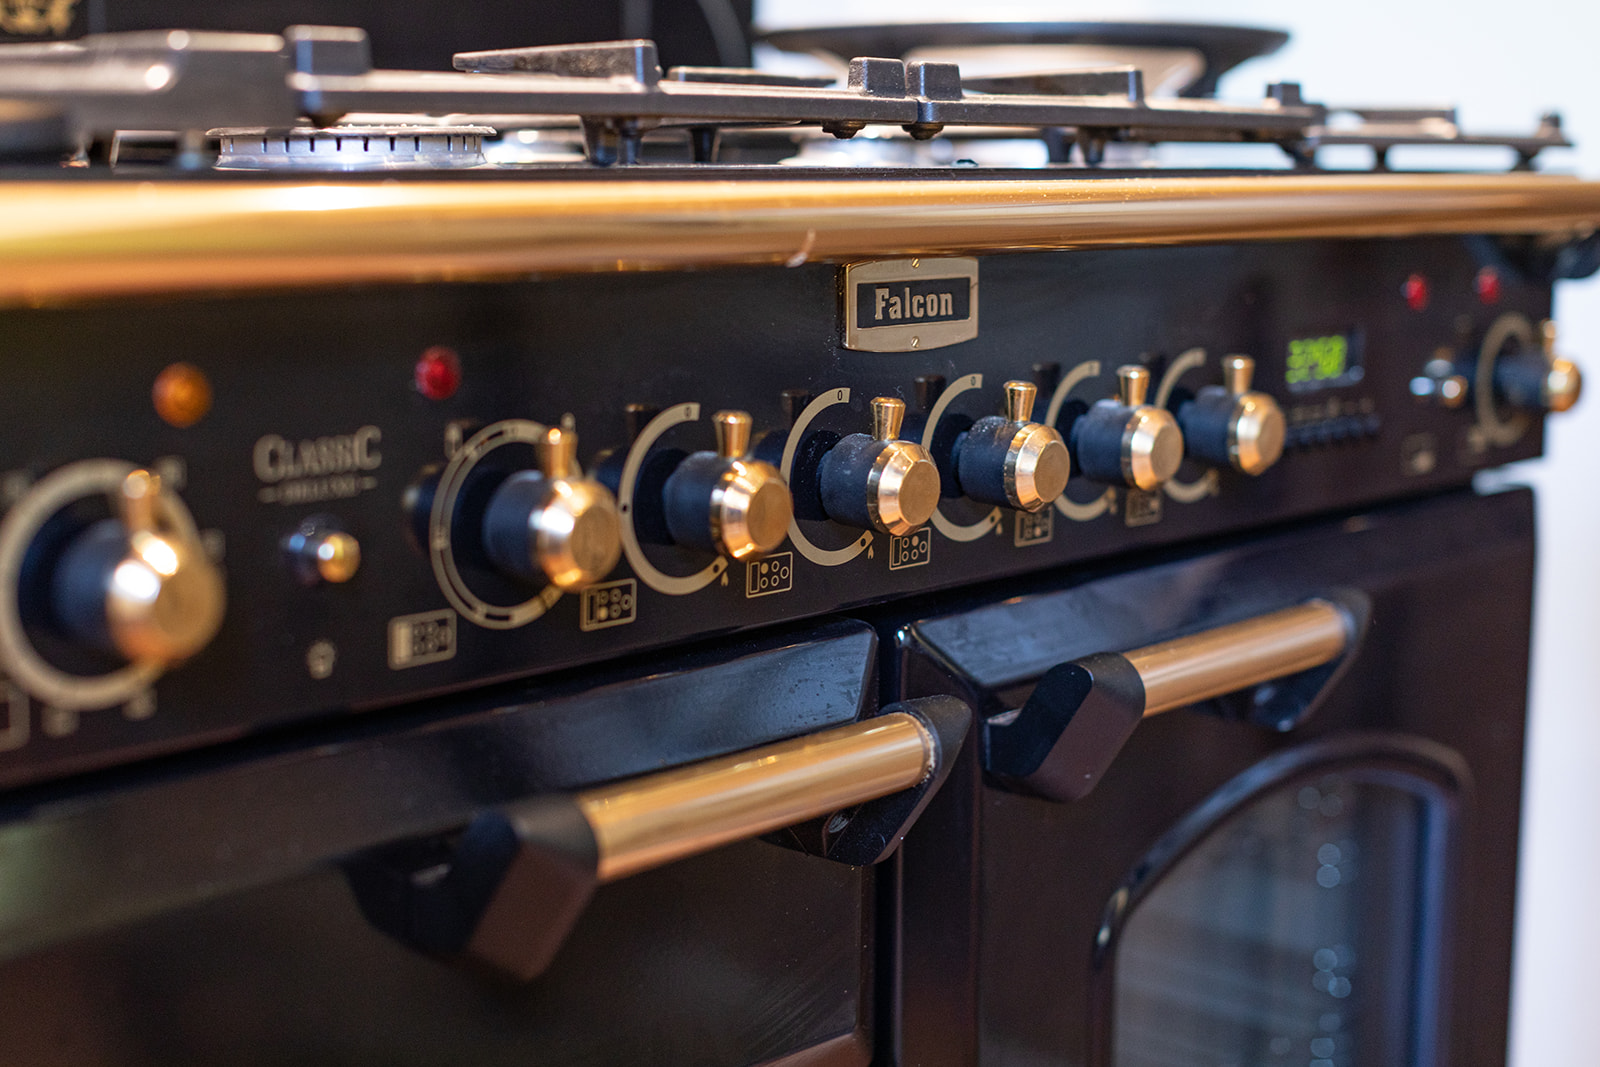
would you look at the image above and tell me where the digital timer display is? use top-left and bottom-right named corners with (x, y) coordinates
top-left (1286, 333), bottom-right (1362, 390)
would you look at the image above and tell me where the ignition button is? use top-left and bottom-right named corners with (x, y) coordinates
top-left (286, 518), bottom-right (362, 585)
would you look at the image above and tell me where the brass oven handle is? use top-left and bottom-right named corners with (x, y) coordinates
top-left (1126, 600), bottom-right (1351, 717)
top-left (983, 596), bottom-right (1367, 803)
top-left (347, 695), bottom-right (971, 980)
top-left (578, 709), bottom-right (934, 882)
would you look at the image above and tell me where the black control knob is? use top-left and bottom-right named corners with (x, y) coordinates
top-left (663, 411), bottom-right (793, 560)
top-left (954, 381), bottom-right (1070, 512)
top-left (483, 425), bottom-right (622, 590)
top-left (1494, 320), bottom-right (1582, 413)
top-left (818, 397), bottom-right (941, 535)
top-left (1071, 365), bottom-right (1185, 491)
top-left (52, 468), bottom-right (225, 665)
top-left (1176, 356), bottom-right (1286, 476)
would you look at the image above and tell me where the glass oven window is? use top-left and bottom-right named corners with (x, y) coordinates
top-left (1112, 773), bottom-right (1436, 1067)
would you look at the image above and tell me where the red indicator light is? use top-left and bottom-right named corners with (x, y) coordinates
top-left (1475, 266), bottom-right (1503, 305)
top-left (1402, 273), bottom-right (1430, 312)
top-left (415, 346), bottom-right (462, 401)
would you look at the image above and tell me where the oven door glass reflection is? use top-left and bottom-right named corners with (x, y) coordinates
top-left (1112, 771), bottom-right (1448, 1067)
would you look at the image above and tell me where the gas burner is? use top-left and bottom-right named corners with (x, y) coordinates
top-left (0, 24), bottom-right (1573, 173)
top-left (212, 124), bottom-right (494, 170)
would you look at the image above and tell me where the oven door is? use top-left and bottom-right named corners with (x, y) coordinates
top-left (889, 486), bottom-right (1533, 1067)
top-left (0, 619), bottom-right (968, 1067)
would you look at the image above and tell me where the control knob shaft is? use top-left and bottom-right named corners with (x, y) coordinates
top-left (818, 397), bottom-right (940, 535)
top-left (1176, 356), bottom-right (1286, 476)
top-left (483, 425), bottom-right (622, 590)
top-left (954, 380), bottom-right (1070, 512)
top-left (1071, 365), bottom-right (1185, 490)
top-left (1494, 320), bottom-right (1582, 413)
top-left (52, 469), bottom-right (226, 665)
top-left (663, 411), bottom-right (792, 559)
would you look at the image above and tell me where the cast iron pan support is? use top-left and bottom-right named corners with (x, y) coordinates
top-left (346, 695), bottom-right (970, 980)
top-left (984, 592), bottom-right (1371, 802)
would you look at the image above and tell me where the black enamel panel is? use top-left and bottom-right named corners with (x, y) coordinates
top-left (0, 238), bottom-right (1550, 785)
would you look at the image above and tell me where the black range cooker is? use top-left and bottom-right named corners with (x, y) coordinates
top-left (0, 19), bottom-right (1590, 1067)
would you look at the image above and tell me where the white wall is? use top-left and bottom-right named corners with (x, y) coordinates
top-left (754, 3), bottom-right (1600, 1063)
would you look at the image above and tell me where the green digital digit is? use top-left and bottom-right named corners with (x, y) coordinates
top-left (1287, 338), bottom-right (1312, 385)
top-left (1286, 334), bottom-right (1350, 387)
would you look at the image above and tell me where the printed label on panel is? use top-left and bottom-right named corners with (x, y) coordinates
top-left (388, 609), bottom-right (457, 669)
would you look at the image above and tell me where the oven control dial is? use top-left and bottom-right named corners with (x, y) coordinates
top-left (482, 425), bottom-right (623, 590)
top-left (1495, 320), bottom-right (1582, 413)
top-left (1175, 356), bottom-right (1286, 476)
top-left (1071, 365), bottom-right (1185, 491)
top-left (954, 380), bottom-right (1070, 512)
top-left (663, 410), bottom-right (792, 560)
top-left (817, 397), bottom-right (940, 535)
top-left (52, 468), bottom-right (226, 666)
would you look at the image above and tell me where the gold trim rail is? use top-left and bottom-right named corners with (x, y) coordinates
top-left (2, 173), bottom-right (1600, 305)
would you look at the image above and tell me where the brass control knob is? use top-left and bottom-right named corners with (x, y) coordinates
top-left (1176, 356), bottom-right (1287, 476)
top-left (817, 397), bottom-right (941, 535)
top-left (1490, 319), bottom-right (1584, 414)
top-left (954, 380), bottom-right (1071, 512)
top-left (483, 425), bottom-right (623, 590)
top-left (1410, 367), bottom-right (1470, 409)
top-left (285, 518), bottom-right (362, 585)
top-left (51, 469), bottom-right (226, 665)
top-left (663, 410), bottom-right (793, 560)
top-left (1070, 365), bottom-right (1185, 491)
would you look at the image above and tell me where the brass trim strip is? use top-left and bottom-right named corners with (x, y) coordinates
top-left (2, 173), bottom-right (1599, 304)
top-left (1125, 599), bottom-right (1350, 717)
top-left (576, 711), bottom-right (934, 883)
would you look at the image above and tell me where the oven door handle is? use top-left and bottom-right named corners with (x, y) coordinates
top-left (983, 593), bottom-right (1369, 803)
top-left (346, 695), bottom-right (971, 981)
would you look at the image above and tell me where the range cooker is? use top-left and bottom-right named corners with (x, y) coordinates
top-left (0, 18), bottom-right (1590, 1067)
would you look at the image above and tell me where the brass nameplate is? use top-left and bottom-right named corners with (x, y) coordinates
top-left (842, 258), bottom-right (978, 352)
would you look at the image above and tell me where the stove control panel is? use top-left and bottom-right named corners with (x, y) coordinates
top-left (0, 235), bottom-right (1578, 784)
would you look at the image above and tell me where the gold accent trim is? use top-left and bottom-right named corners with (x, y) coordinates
top-left (3, 174), bottom-right (1599, 304)
top-left (577, 711), bottom-right (935, 883)
top-left (1125, 600), bottom-right (1349, 717)
top-left (0, 0), bottom-right (77, 36)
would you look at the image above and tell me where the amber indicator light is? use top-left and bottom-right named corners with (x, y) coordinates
top-left (152, 362), bottom-right (212, 428)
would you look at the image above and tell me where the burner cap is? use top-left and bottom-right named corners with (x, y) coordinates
top-left (211, 125), bottom-right (495, 171)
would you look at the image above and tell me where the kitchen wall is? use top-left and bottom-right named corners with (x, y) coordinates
top-left (753, 2), bottom-right (1600, 1063)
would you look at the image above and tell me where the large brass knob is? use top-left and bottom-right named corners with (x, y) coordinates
top-left (1538, 320), bottom-right (1583, 413)
top-left (818, 397), bottom-right (941, 535)
top-left (955, 380), bottom-right (1071, 512)
top-left (483, 425), bottom-right (622, 590)
top-left (663, 410), bottom-right (793, 560)
top-left (1176, 356), bottom-right (1287, 476)
top-left (1487, 317), bottom-right (1584, 415)
top-left (1071, 365), bottom-right (1185, 491)
top-left (53, 469), bottom-right (226, 665)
